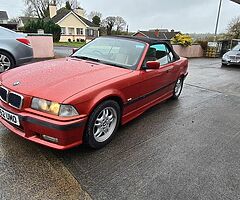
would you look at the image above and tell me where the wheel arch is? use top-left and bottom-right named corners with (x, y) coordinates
top-left (0, 48), bottom-right (16, 66)
top-left (82, 93), bottom-right (124, 143)
top-left (90, 94), bottom-right (124, 117)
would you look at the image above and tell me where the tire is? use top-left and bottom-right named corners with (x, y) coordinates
top-left (84, 100), bottom-right (121, 149)
top-left (0, 50), bottom-right (15, 72)
top-left (172, 77), bottom-right (184, 99)
top-left (221, 63), bottom-right (227, 67)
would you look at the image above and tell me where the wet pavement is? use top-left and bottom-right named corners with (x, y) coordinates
top-left (54, 46), bottom-right (73, 58)
top-left (1, 58), bottom-right (240, 199)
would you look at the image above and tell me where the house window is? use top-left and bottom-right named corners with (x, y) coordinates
top-left (87, 29), bottom-right (94, 36)
top-left (68, 27), bottom-right (75, 35)
top-left (61, 27), bottom-right (66, 35)
top-left (76, 28), bottom-right (83, 35)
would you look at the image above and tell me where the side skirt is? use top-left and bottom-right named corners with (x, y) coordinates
top-left (121, 91), bottom-right (173, 125)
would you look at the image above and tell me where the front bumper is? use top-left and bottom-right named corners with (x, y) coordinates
top-left (0, 102), bottom-right (87, 150)
top-left (222, 59), bottom-right (240, 66)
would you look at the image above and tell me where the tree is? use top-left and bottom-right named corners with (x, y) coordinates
top-left (227, 16), bottom-right (240, 39)
top-left (9, 17), bottom-right (19, 23)
top-left (92, 15), bottom-right (100, 26)
top-left (65, 1), bottom-right (72, 10)
top-left (23, 0), bottom-right (62, 18)
top-left (88, 11), bottom-right (102, 21)
top-left (102, 16), bottom-right (116, 35)
top-left (115, 16), bottom-right (126, 34)
top-left (24, 19), bottom-right (61, 42)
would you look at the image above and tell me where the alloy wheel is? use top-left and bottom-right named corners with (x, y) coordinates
top-left (93, 107), bottom-right (117, 143)
top-left (174, 78), bottom-right (183, 97)
top-left (0, 54), bottom-right (11, 72)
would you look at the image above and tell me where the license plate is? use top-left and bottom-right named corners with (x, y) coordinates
top-left (0, 107), bottom-right (20, 126)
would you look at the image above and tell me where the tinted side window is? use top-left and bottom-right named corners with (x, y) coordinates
top-left (143, 43), bottom-right (175, 66)
top-left (0, 28), bottom-right (16, 38)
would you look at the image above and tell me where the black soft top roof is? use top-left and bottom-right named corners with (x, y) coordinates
top-left (103, 35), bottom-right (171, 45)
top-left (100, 35), bottom-right (180, 59)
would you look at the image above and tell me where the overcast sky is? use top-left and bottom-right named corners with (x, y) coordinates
top-left (1, 0), bottom-right (240, 33)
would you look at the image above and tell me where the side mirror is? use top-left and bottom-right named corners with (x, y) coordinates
top-left (72, 48), bottom-right (79, 54)
top-left (146, 61), bottom-right (160, 69)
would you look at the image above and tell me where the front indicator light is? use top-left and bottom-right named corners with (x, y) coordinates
top-left (59, 104), bottom-right (79, 117)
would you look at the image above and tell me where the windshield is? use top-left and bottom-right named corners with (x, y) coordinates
top-left (232, 44), bottom-right (240, 51)
top-left (71, 37), bottom-right (146, 70)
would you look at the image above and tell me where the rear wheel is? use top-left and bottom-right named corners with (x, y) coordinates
top-left (0, 51), bottom-right (14, 72)
top-left (172, 77), bottom-right (184, 99)
top-left (84, 100), bottom-right (121, 149)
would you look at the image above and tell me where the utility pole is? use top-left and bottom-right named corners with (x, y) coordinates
top-left (214, 0), bottom-right (223, 41)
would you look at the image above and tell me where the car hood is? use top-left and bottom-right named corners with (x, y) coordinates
top-left (1, 58), bottom-right (132, 102)
top-left (225, 50), bottom-right (240, 56)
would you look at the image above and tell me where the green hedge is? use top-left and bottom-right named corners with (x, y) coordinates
top-left (24, 19), bottom-right (61, 42)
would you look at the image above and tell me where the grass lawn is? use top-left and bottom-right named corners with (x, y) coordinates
top-left (54, 42), bottom-right (86, 48)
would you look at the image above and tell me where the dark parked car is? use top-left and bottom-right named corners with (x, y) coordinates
top-left (222, 44), bottom-right (240, 66)
top-left (0, 26), bottom-right (33, 72)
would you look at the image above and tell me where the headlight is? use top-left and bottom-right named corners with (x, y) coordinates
top-left (31, 98), bottom-right (79, 117)
top-left (222, 54), bottom-right (229, 60)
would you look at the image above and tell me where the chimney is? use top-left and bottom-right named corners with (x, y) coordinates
top-left (49, 5), bottom-right (57, 18)
top-left (154, 29), bottom-right (159, 38)
top-left (74, 7), bottom-right (84, 17)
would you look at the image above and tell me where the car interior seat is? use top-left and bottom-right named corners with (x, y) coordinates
top-left (156, 50), bottom-right (167, 59)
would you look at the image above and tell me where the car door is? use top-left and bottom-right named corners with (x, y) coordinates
top-left (137, 43), bottom-right (178, 106)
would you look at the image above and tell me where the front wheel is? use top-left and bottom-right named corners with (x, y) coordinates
top-left (84, 100), bottom-right (121, 149)
top-left (0, 51), bottom-right (14, 72)
top-left (172, 77), bottom-right (184, 99)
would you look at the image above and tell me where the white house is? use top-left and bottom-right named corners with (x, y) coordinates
top-left (18, 6), bottom-right (99, 42)
top-left (49, 5), bottom-right (99, 42)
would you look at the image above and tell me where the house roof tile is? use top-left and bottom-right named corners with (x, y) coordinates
top-left (135, 30), bottom-right (180, 40)
top-left (19, 17), bottom-right (38, 24)
top-left (0, 11), bottom-right (8, 20)
top-left (52, 8), bottom-right (99, 27)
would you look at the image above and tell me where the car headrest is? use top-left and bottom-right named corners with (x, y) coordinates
top-left (156, 50), bottom-right (167, 59)
top-left (146, 47), bottom-right (156, 58)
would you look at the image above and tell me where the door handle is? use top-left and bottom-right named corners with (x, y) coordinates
top-left (166, 67), bottom-right (174, 73)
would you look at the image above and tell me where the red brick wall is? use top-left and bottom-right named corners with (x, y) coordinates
top-left (134, 32), bottom-right (146, 37)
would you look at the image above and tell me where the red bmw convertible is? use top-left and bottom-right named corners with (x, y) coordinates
top-left (0, 36), bottom-right (188, 150)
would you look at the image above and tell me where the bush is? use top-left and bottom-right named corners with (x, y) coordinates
top-left (24, 19), bottom-right (61, 42)
top-left (171, 33), bottom-right (193, 47)
top-left (196, 40), bottom-right (208, 51)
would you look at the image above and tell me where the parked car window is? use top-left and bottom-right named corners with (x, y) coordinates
top-left (0, 27), bottom-right (16, 38)
top-left (143, 43), bottom-right (175, 66)
top-left (232, 44), bottom-right (240, 51)
top-left (72, 37), bottom-right (146, 70)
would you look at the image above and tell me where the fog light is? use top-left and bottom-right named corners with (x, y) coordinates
top-left (42, 135), bottom-right (58, 143)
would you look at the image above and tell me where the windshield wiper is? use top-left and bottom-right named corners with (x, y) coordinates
top-left (71, 56), bottom-right (129, 69)
top-left (71, 56), bottom-right (100, 63)
top-left (100, 60), bottom-right (128, 69)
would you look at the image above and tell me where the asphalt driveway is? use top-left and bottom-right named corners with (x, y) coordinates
top-left (54, 46), bottom-right (73, 58)
top-left (1, 58), bottom-right (240, 199)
